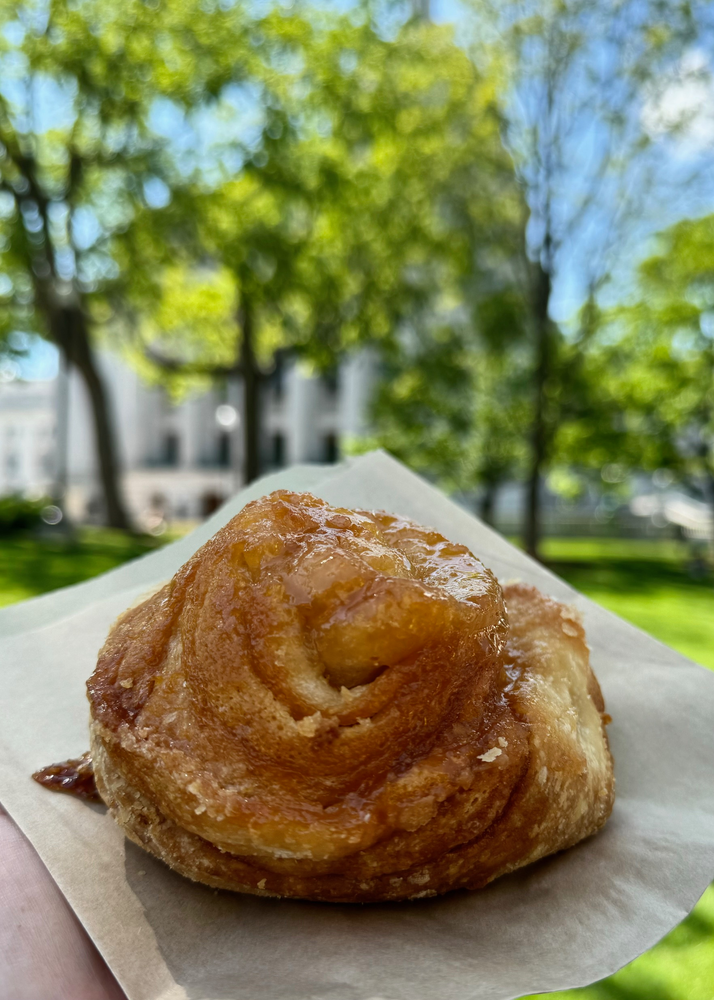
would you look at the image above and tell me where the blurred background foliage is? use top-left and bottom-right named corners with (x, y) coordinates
top-left (2, 0), bottom-right (713, 556)
top-left (1, 0), bottom-right (714, 996)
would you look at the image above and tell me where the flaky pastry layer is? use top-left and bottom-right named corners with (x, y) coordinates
top-left (88, 491), bottom-right (614, 902)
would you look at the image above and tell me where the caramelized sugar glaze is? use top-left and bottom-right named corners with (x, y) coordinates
top-left (33, 752), bottom-right (100, 802)
top-left (87, 491), bottom-right (613, 901)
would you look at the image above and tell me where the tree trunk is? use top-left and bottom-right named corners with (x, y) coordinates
top-left (523, 261), bottom-right (552, 561)
top-left (706, 468), bottom-right (714, 561)
top-left (704, 356), bottom-right (714, 560)
top-left (239, 300), bottom-right (260, 484)
top-left (479, 480), bottom-right (499, 526)
top-left (52, 307), bottom-right (132, 531)
top-left (54, 349), bottom-right (70, 505)
top-left (16, 161), bottom-right (131, 530)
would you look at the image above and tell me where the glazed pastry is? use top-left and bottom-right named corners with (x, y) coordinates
top-left (87, 491), bottom-right (614, 902)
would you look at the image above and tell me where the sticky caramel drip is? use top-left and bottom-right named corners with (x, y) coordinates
top-left (33, 751), bottom-right (101, 802)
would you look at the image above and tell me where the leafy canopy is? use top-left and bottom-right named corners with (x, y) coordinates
top-left (598, 215), bottom-right (714, 494)
top-left (126, 9), bottom-right (522, 395)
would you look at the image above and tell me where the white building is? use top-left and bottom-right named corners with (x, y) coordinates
top-left (0, 349), bottom-right (375, 526)
top-left (0, 379), bottom-right (57, 499)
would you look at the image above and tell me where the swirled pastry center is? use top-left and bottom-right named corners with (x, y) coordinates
top-left (88, 492), bottom-right (515, 862)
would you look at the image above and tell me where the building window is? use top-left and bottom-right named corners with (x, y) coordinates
top-left (323, 433), bottom-right (339, 464)
top-left (85, 495), bottom-right (102, 520)
top-left (162, 432), bottom-right (180, 467)
top-left (150, 492), bottom-right (167, 513)
top-left (321, 368), bottom-right (339, 396)
top-left (272, 432), bottom-right (285, 468)
top-left (217, 432), bottom-right (231, 468)
top-left (201, 491), bottom-right (224, 517)
top-left (269, 357), bottom-right (286, 401)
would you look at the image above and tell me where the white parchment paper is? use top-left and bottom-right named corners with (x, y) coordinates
top-left (1, 451), bottom-right (713, 1000)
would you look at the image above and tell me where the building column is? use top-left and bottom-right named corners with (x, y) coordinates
top-left (286, 361), bottom-right (319, 465)
top-left (339, 350), bottom-right (376, 441)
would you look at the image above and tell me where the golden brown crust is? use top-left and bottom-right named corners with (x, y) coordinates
top-left (88, 492), bottom-right (614, 902)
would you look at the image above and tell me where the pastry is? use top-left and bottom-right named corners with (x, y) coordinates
top-left (84, 490), bottom-right (614, 902)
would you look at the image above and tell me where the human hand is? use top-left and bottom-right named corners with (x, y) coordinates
top-left (0, 805), bottom-right (126, 1000)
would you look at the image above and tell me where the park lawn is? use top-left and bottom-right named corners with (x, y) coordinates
top-left (0, 530), bottom-right (712, 1000)
top-left (0, 528), bottom-right (168, 608)
top-left (542, 536), bottom-right (714, 670)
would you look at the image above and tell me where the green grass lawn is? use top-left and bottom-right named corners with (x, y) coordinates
top-left (0, 528), bottom-right (170, 608)
top-left (542, 537), bottom-right (714, 670)
top-left (0, 529), bottom-right (712, 999)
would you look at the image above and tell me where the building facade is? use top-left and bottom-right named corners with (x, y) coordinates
top-left (0, 350), bottom-right (375, 526)
top-left (0, 378), bottom-right (56, 500)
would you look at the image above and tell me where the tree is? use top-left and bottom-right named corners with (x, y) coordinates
top-left (598, 216), bottom-right (714, 540)
top-left (467, 0), bottom-right (707, 558)
top-left (128, 9), bottom-right (521, 484)
top-left (0, 0), bottom-right (297, 522)
top-left (360, 323), bottom-right (477, 490)
top-left (364, 325), bottom-right (530, 524)
top-left (467, 343), bottom-right (531, 523)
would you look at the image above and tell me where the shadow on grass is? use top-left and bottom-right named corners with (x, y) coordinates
top-left (545, 557), bottom-right (713, 597)
top-left (0, 529), bottom-right (165, 604)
